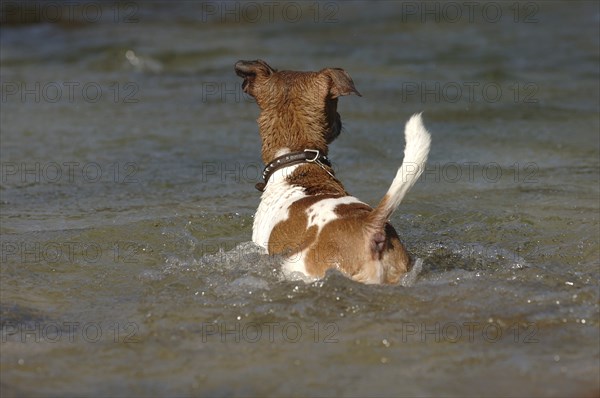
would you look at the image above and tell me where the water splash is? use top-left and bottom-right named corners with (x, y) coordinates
top-left (125, 49), bottom-right (163, 73)
top-left (400, 258), bottom-right (423, 287)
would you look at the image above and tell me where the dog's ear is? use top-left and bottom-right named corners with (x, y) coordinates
top-left (321, 68), bottom-right (362, 98)
top-left (234, 59), bottom-right (275, 97)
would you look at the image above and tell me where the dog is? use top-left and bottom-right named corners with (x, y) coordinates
top-left (235, 59), bottom-right (431, 284)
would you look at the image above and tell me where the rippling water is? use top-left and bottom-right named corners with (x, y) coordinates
top-left (1, 1), bottom-right (599, 397)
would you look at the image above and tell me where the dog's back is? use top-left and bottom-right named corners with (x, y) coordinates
top-left (235, 60), bottom-right (431, 284)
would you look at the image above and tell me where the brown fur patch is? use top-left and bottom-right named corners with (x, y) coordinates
top-left (268, 195), bottom-right (340, 257)
top-left (304, 201), bottom-right (412, 283)
top-left (287, 164), bottom-right (347, 196)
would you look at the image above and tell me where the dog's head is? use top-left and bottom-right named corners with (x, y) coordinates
top-left (235, 60), bottom-right (361, 162)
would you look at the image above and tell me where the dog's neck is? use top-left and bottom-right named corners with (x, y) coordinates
top-left (255, 149), bottom-right (333, 192)
top-left (256, 122), bottom-right (347, 195)
top-left (257, 119), bottom-right (331, 165)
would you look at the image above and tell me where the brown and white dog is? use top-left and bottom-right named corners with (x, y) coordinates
top-left (235, 59), bottom-right (431, 284)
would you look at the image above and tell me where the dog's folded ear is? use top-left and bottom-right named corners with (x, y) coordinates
top-left (234, 59), bottom-right (275, 96)
top-left (234, 59), bottom-right (275, 77)
top-left (321, 68), bottom-right (362, 98)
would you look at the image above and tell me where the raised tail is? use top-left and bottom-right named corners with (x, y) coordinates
top-left (368, 113), bottom-right (431, 228)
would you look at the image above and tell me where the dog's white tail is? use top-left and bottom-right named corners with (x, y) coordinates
top-left (368, 113), bottom-right (431, 228)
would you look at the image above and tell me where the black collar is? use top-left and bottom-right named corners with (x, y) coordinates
top-left (255, 149), bottom-right (332, 192)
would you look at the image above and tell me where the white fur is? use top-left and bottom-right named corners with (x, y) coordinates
top-left (306, 196), bottom-right (364, 231)
top-left (253, 160), bottom-right (364, 249)
top-left (281, 249), bottom-right (313, 281)
top-left (252, 165), bottom-right (305, 248)
top-left (382, 113), bottom-right (431, 213)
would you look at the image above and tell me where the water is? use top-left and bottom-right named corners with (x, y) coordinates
top-left (1, 1), bottom-right (598, 397)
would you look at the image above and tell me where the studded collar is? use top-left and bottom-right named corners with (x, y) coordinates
top-left (255, 149), bottom-right (332, 192)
